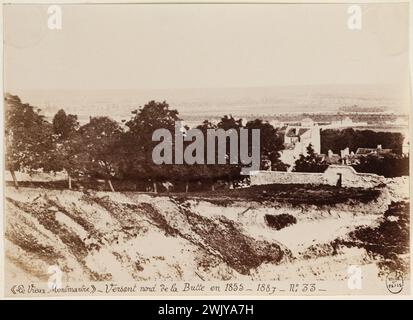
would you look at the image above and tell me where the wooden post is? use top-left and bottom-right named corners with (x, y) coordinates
top-left (107, 179), bottom-right (115, 192)
top-left (10, 170), bottom-right (19, 190)
top-left (185, 181), bottom-right (189, 193)
top-left (68, 174), bottom-right (72, 189)
top-left (153, 181), bottom-right (157, 193)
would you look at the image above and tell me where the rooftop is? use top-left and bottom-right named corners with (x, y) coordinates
top-left (285, 128), bottom-right (310, 137)
top-left (356, 147), bottom-right (392, 155)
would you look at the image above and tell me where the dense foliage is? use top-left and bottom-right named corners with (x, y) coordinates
top-left (5, 94), bottom-right (408, 191)
top-left (293, 144), bottom-right (328, 173)
top-left (5, 94), bottom-right (286, 191)
top-left (321, 128), bottom-right (404, 155)
top-left (352, 154), bottom-right (409, 178)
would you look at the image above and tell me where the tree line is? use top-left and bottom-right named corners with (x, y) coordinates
top-left (321, 128), bottom-right (404, 155)
top-left (5, 93), bottom-right (288, 192)
top-left (6, 93), bottom-right (408, 192)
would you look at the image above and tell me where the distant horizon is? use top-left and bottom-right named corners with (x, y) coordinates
top-left (5, 4), bottom-right (410, 119)
top-left (7, 83), bottom-right (410, 123)
top-left (6, 82), bottom-right (406, 93)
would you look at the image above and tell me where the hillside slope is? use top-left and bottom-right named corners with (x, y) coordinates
top-left (4, 181), bottom-right (409, 284)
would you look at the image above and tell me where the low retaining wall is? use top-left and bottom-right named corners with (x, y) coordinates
top-left (250, 171), bottom-right (324, 186)
top-left (250, 165), bottom-right (384, 189)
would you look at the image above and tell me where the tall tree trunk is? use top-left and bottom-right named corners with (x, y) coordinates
top-left (153, 181), bottom-right (157, 193)
top-left (107, 179), bottom-right (115, 192)
top-left (10, 170), bottom-right (19, 190)
top-left (185, 181), bottom-right (189, 193)
top-left (68, 174), bottom-right (72, 190)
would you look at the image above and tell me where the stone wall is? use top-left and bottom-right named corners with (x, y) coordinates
top-left (250, 171), bottom-right (325, 186)
top-left (323, 165), bottom-right (384, 188)
top-left (250, 165), bottom-right (384, 189)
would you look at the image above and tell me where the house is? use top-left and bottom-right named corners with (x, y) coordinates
top-left (339, 147), bottom-right (357, 165)
top-left (402, 136), bottom-right (409, 155)
top-left (355, 145), bottom-right (392, 156)
top-left (283, 118), bottom-right (321, 153)
top-left (338, 145), bottom-right (393, 165)
top-left (279, 118), bottom-right (321, 169)
top-left (319, 150), bottom-right (341, 165)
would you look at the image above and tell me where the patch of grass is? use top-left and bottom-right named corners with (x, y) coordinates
top-left (334, 201), bottom-right (410, 275)
top-left (171, 199), bottom-right (287, 275)
top-left (265, 214), bottom-right (297, 230)
top-left (88, 195), bottom-right (148, 239)
top-left (138, 202), bottom-right (180, 237)
top-left (10, 181), bottom-right (381, 207)
top-left (6, 197), bottom-right (89, 259)
top-left (5, 231), bottom-right (62, 265)
top-left (168, 184), bottom-right (381, 206)
top-left (6, 196), bottom-right (109, 281)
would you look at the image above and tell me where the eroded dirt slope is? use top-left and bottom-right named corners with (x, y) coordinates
top-left (4, 181), bottom-right (409, 283)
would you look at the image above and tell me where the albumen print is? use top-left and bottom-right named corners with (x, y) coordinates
top-left (2, 2), bottom-right (411, 296)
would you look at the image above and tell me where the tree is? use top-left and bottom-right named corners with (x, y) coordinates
top-left (321, 128), bottom-right (404, 155)
top-left (79, 117), bottom-right (124, 191)
top-left (245, 119), bottom-right (288, 171)
top-left (192, 116), bottom-right (244, 190)
top-left (123, 101), bottom-right (180, 192)
top-left (125, 100), bottom-right (179, 137)
top-left (193, 120), bottom-right (221, 190)
top-left (352, 154), bottom-right (409, 177)
top-left (51, 109), bottom-right (81, 188)
top-left (293, 144), bottom-right (328, 173)
top-left (52, 132), bottom-right (89, 189)
top-left (217, 115), bottom-right (243, 131)
top-left (4, 93), bottom-right (55, 189)
top-left (52, 109), bottom-right (79, 140)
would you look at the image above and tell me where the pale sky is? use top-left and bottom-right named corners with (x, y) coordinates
top-left (3, 3), bottom-right (410, 91)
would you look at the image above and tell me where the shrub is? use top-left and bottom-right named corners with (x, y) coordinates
top-left (265, 214), bottom-right (297, 230)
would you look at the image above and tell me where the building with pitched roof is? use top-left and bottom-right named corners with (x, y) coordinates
top-left (279, 118), bottom-right (321, 169)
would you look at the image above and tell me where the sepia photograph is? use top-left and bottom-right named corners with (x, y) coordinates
top-left (1, 1), bottom-right (411, 298)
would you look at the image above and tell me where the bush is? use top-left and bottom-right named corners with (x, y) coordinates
top-left (321, 128), bottom-right (404, 155)
top-left (334, 202), bottom-right (409, 275)
top-left (265, 214), bottom-right (297, 230)
top-left (352, 154), bottom-right (409, 177)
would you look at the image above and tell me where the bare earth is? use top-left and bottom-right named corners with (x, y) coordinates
top-left (4, 178), bottom-right (409, 285)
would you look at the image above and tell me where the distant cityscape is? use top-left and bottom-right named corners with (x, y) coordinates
top-left (13, 84), bottom-right (410, 123)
